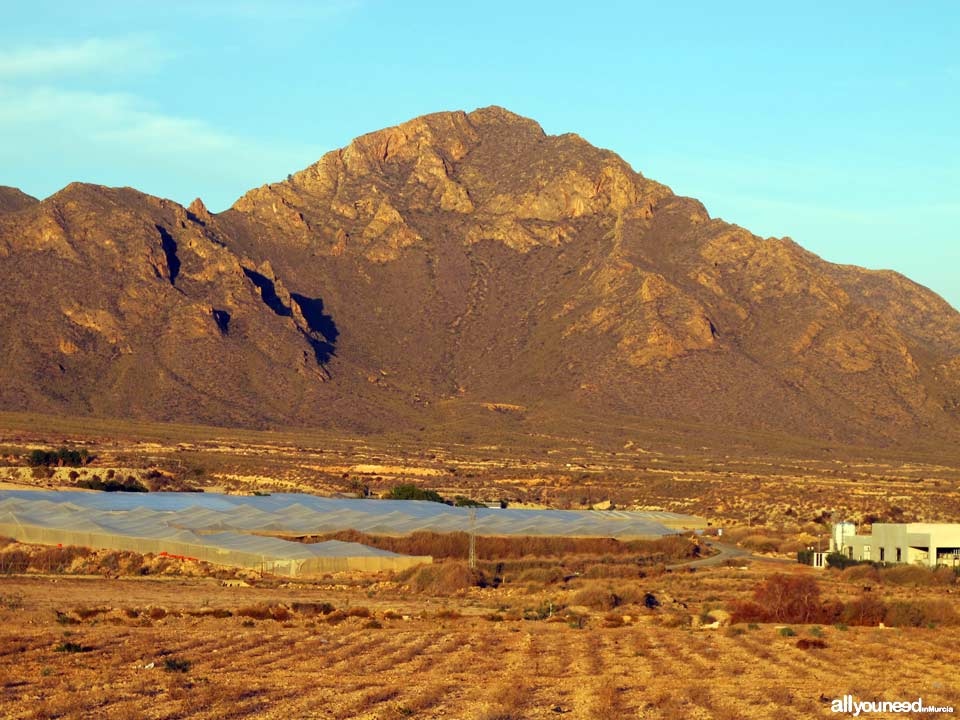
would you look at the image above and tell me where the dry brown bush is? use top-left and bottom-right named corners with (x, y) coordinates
top-left (881, 564), bottom-right (957, 586)
top-left (0, 549), bottom-right (30, 574)
top-left (236, 603), bottom-right (290, 621)
top-left (570, 586), bottom-right (621, 611)
top-left (515, 566), bottom-right (566, 584)
top-left (841, 564), bottom-right (881, 584)
top-left (397, 561), bottom-right (487, 594)
top-left (777, 539), bottom-right (808, 554)
top-left (581, 563), bottom-right (642, 579)
top-left (840, 595), bottom-right (887, 626)
top-left (602, 611), bottom-right (625, 627)
top-left (739, 534), bottom-right (781, 553)
top-left (73, 606), bottom-right (110, 620)
top-left (304, 530), bottom-right (698, 562)
top-left (30, 546), bottom-right (92, 572)
top-left (885, 600), bottom-right (960, 627)
top-left (291, 601), bottom-right (334, 616)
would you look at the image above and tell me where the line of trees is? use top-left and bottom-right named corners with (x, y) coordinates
top-left (25, 447), bottom-right (93, 467)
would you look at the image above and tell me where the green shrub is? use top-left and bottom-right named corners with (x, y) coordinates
top-left (778, 627), bottom-right (796, 637)
top-left (453, 496), bottom-right (486, 508)
top-left (164, 657), bottom-right (191, 673)
top-left (55, 642), bottom-right (91, 653)
top-left (27, 448), bottom-right (90, 467)
top-left (75, 476), bottom-right (148, 493)
top-left (826, 552), bottom-right (861, 569)
top-left (386, 484), bottom-right (445, 503)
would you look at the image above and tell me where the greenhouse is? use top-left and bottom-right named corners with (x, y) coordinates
top-left (0, 490), bottom-right (705, 576)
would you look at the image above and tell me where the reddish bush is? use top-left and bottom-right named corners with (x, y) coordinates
top-left (796, 638), bottom-right (827, 650)
top-left (840, 594), bottom-right (887, 626)
top-left (731, 574), bottom-right (826, 624)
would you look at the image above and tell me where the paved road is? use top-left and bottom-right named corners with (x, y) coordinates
top-left (667, 540), bottom-right (795, 570)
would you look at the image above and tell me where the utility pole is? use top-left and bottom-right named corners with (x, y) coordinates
top-left (468, 508), bottom-right (477, 570)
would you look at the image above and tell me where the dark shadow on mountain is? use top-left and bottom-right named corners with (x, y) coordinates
top-left (242, 268), bottom-right (291, 316)
top-left (212, 309), bottom-right (231, 335)
top-left (300, 330), bottom-right (336, 365)
top-left (156, 225), bottom-right (180, 286)
top-left (291, 293), bottom-right (339, 345)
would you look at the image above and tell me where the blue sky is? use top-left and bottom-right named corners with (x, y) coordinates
top-left (1, 1), bottom-right (957, 308)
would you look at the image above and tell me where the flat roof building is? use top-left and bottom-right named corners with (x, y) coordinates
top-left (833, 523), bottom-right (960, 568)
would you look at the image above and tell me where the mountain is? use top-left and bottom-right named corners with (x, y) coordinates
top-left (1, 107), bottom-right (958, 443)
top-left (0, 187), bottom-right (38, 214)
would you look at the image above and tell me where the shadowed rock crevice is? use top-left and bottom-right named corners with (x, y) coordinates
top-left (212, 309), bottom-right (231, 335)
top-left (291, 293), bottom-right (339, 345)
top-left (242, 268), bottom-right (291, 316)
top-left (156, 225), bottom-right (180, 286)
top-left (300, 331), bottom-right (336, 365)
top-left (242, 268), bottom-right (337, 366)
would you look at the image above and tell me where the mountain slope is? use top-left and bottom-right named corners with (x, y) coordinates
top-left (1, 107), bottom-right (958, 442)
top-left (0, 186), bottom-right (38, 214)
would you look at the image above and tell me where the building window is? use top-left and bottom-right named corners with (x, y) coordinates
top-left (896, 548), bottom-right (902, 562)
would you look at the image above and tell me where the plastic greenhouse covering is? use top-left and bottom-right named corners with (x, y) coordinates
top-left (0, 490), bottom-right (704, 576)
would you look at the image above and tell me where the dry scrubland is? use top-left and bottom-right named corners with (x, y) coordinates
top-left (2, 412), bottom-right (960, 717)
top-left (2, 411), bottom-right (959, 530)
top-left (3, 558), bottom-right (960, 720)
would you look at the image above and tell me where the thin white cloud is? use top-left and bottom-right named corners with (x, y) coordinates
top-left (169, 0), bottom-right (362, 21)
top-left (0, 37), bottom-right (166, 78)
top-left (0, 86), bottom-right (246, 153)
top-left (0, 84), bottom-right (324, 208)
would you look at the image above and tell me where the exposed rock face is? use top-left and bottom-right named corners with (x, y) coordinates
top-left (1, 107), bottom-right (958, 441)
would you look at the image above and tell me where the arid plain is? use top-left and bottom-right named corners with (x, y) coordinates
top-left (3, 411), bottom-right (960, 719)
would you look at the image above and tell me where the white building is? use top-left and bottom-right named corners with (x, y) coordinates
top-left (832, 523), bottom-right (960, 567)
